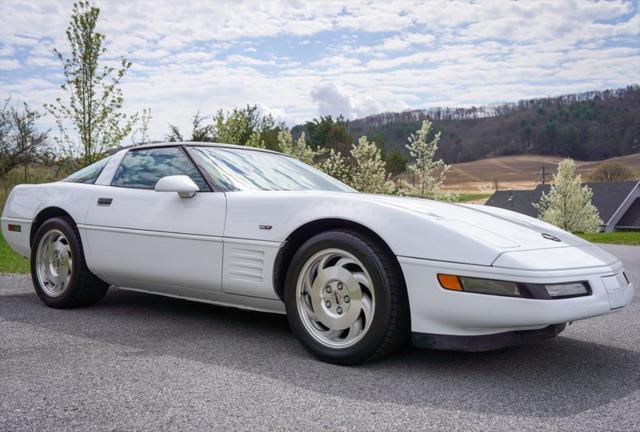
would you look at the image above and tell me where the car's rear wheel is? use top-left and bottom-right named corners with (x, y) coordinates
top-left (31, 217), bottom-right (109, 308)
top-left (284, 229), bottom-right (409, 364)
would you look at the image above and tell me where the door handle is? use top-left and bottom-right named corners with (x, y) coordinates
top-left (97, 197), bottom-right (113, 206)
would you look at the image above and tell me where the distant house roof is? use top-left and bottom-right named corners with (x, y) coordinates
top-left (485, 181), bottom-right (640, 231)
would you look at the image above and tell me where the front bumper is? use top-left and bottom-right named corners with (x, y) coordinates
top-left (412, 324), bottom-right (566, 352)
top-left (399, 254), bottom-right (634, 338)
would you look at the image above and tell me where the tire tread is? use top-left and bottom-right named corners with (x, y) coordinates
top-left (335, 229), bottom-right (410, 363)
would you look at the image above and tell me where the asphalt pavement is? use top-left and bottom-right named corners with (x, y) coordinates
top-left (1, 244), bottom-right (638, 431)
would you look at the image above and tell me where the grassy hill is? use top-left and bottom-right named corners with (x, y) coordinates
top-left (442, 153), bottom-right (640, 193)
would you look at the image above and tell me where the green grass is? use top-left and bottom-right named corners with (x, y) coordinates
top-left (454, 193), bottom-right (493, 203)
top-left (578, 231), bottom-right (640, 245)
top-left (0, 232), bottom-right (30, 274)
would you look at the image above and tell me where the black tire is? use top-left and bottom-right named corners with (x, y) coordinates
top-left (30, 217), bottom-right (109, 308)
top-left (284, 229), bottom-right (410, 364)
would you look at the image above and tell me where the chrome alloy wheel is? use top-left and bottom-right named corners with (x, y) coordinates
top-left (296, 248), bottom-right (375, 349)
top-left (35, 229), bottom-right (73, 297)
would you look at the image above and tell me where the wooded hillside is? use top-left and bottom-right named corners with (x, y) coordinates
top-left (344, 85), bottom-right (640, 164)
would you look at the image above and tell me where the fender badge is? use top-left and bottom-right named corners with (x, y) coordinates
top-left (259, 225), bottom-right (272, 230)
top-left (542, 233), bottom-right (561, 242)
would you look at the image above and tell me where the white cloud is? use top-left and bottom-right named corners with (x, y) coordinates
top-left (225, 55), bottom-right (274, 66)
top-left (0, 58), bottom-right (21, 70)
top-left (311, 83), bottom-right (354, 117)
top-left (26, 56), bottom-right (59, 67)
top-left (0, 0), bottom-right (638, 140)
top-left (311, 83), bottom-right (408, 119)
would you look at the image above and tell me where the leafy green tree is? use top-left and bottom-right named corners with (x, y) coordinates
top-left (535, 159), bottom-right (602, 233)
top-left (278, 130), bottom-right (318, 164)
top-left (402, 120), bottom-right (450, 200)
top-left (303, 115), bottom-right (353, 154)
top-left (246, 131), bottom-right (266, 149)
top-left (214, 108), bottom-right (251, 145)
top-left (45, 1), bottom-right (137, 165)
top-left (384, 149), bottom-right (407, 176)
top-left (349, 136), bottom-right (394, 194)
top-left (213, 105), bottom-right (283, 149)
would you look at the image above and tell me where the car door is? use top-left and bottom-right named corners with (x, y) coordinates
top-left (82, 146), bottom-right (226, 294)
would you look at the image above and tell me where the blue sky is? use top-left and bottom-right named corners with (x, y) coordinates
top-left (0, 0), bottom-right (639, 141)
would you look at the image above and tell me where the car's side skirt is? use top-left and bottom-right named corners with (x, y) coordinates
top-left (116, 285), bottom-right (287, 315)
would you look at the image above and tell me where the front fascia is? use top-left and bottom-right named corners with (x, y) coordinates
top-left (399, 255), bottom-right (633, 336)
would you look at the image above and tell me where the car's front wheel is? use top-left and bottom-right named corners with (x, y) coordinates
top-left (284, 229), bottom-right (409, 364)
top-left (31, 217), bottom-right (109, 308)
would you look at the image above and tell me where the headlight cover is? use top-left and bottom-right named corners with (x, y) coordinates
top-left (437, 274), bottom-right (591, 299)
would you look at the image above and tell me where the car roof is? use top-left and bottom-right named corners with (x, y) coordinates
top-left (129, 141), bottom-right (284, 156)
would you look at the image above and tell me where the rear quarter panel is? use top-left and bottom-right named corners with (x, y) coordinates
top-left (1, 182), bottom-right (97, 256)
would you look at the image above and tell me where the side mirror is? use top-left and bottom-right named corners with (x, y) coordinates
top-left (154, 175), bottom-right (200, 198)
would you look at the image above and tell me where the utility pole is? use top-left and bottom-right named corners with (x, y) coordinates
top-left (538, 165), bottom-right (548, 185)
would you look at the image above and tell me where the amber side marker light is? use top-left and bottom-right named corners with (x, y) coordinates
top-left (438, 274), bottom-right (463, 291)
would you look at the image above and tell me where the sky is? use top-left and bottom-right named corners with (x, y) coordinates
top-left (0, 0), bottom-right (639, 142)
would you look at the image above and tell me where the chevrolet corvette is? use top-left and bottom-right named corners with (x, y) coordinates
top-left (1, 143), bottom-right (634, 363)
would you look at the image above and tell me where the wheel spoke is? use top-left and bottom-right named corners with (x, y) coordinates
top-left (352, 271), bottom-right (371, 289)
top-left (343, 315), bottom-right (364, 343)
top-left (361, 295), bottom-right (373, 324)
top-left (302, 296), bottom-right (319, 322)
top-left (335, 257), bottom-right (357, 270)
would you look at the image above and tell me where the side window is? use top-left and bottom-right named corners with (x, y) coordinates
top-left (111, 147), bottom-right (210, 191)
top-left (64, 156), bottom-right (111, 184)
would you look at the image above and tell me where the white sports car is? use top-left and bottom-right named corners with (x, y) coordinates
top-left (1, 143), bottom-right (634, 363)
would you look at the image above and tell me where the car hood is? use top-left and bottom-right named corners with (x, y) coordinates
top-left (357, 194), bottom-right (588, 252)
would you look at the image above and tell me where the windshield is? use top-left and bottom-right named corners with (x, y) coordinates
top-left (189, 146), bottom-right (354, 192)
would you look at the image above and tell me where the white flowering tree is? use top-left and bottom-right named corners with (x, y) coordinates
top-left (278, 130), bottom-right (317, 164)
top-left (402, 119), bottom-right (450, 200)
top-left (349, 136), bottom-right (394, 194)
top-left (317, 148), bottom-right (350, 184)
top-left (535, 158), bottom-right (602, 233)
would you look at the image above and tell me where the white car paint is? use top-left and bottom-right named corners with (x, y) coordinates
top-left (1, 144), bottom-right (634, 339)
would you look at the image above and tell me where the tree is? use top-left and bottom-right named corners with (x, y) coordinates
top-left (213, 108), bottom-right (249, 144)
top-left (166, 111), bottom-right (215, 142)
top-left (349, 136), bottom-right (394, 194)
top-left (589, 162), bottom-right (635, 182)
top-left (190, 111), bottom-right (214, 142)
top-left (316, 149), bottom-right (350, 184)
top-left (535, 158), bottom-right (602, 233)
top-left (0, 100), bottom-right (49, 181)
top-left (384, 149), bottom-right (407, 176)
top-left (278, 130), bottom-right (318, 164)
top-left (213, 105), bottom-right (283, 149)
top-left (402, 120), bottom-right (450, 200)
top-left (45, 1), bottom-right (137, 165)
top-left (302, 115), bottom-right (353, 154)
top-left (131, 107), bottom-right (151, 145)
top-left (165, 124), bottom-right (183, 142)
